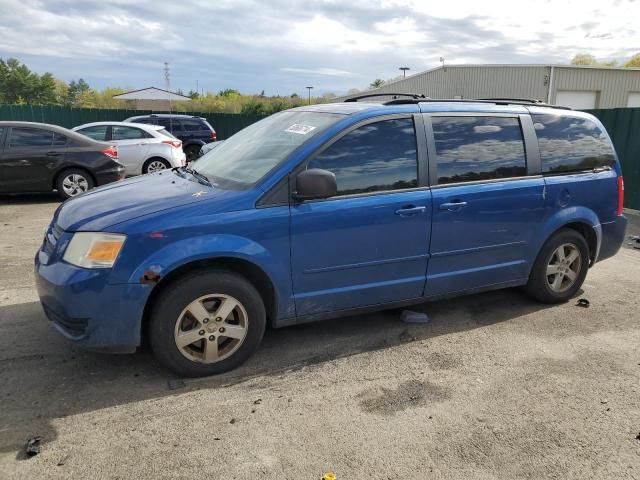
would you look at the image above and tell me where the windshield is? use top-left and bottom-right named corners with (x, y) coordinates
top-left (192, 111), bottom-right (342, 189)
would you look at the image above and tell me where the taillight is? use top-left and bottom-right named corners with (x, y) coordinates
top-left (210, 131), bottom-right (217, 141)
top-left (162, 139), bottom-right (182, 149)
top-left (101, 146), bottom-right (118, 159)
top-left (617, 175), bottom-right (624, 215)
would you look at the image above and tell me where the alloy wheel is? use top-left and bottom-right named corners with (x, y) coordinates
top-left (147, 160), bottom-right (168, 173)
top-left (174, 294), bottom-right (248, 364)
top-left (545, 243), bottom-right (582, 293)
top-left (61, 174), bottom-right (89, 197)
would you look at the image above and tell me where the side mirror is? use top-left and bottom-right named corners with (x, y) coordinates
top-left (293, 169), bottom-right (337, 201)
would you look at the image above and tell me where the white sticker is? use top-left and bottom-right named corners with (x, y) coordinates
top-left (285, 124), bottom-right (316, 135)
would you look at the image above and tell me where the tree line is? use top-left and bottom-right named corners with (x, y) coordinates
top-left (0, 58), bottom-right (323, 114)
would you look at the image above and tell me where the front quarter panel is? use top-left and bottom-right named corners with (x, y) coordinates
top-left (107, 204), bottom-right (295, 320)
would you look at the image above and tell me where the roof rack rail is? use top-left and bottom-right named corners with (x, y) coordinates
top-left (383, 98), bottom-right (572, 110)
top-left (478, 97), bottom-right (546, 104)
top-left (344, 93), bottom-right (428, 102)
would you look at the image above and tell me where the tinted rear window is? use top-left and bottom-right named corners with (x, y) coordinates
top-left (432, 116), bottom-right (527, 185)
top-left (533, 114), bottom-right (615, 173)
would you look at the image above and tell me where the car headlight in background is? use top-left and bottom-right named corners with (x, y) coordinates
top-left (63, 232), bottom-right (126, 268)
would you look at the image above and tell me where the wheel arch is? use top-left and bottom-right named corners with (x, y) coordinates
top-left (140, 256), bottom-right (278, 345)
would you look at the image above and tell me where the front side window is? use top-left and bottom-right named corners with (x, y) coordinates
top-left (112, 126), bottom-right (148, 140)
top-left (533, 114), bottom-right (615, 174)
top-left (432, 116), bottom-right (527, 185)
top-left (8, 128), bottom-right (53, 148)
top-left (77, 125), bottom-right (108, 141)
top-left (308, 118), bottom-right (418, 196)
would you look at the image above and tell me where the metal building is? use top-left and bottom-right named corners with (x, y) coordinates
top-left (335, 64), bottom-right (640, 109)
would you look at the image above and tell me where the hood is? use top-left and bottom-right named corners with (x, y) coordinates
top-left (54, 171), bottom-right (248, 232)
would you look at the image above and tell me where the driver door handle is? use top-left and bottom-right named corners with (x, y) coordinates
top-left (395, 205), bottom-right (427, 216)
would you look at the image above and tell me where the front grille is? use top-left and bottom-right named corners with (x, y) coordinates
top-left (42, 304), bottom-right (88, 337)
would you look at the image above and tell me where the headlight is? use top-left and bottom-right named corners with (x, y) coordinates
top-left (63, 232), bottom-right (126, 269)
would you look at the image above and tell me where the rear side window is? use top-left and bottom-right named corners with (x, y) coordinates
top-left (432, 116), bottom-right (527, 185)
top-left (308, 117), bottom-right (418, 196)
top-left (182, 119), bottom-right (205, 131)
top-left (157, 119), bottom-right (183, 132)
top-left (533, 114), bottom-right (615, 173)
top-left (53, 133), bottom-right (68, 146)
top-left (112, 126), bottom-right (150, 140)
top-left (77, 125), bottom-right (108, 141)
top-left (157, 128), bottom-right (177, 139)
top-left (8, 128), bottom-right (53, 148)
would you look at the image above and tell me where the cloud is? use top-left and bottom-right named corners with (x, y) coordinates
top-left (0, 0), bottom-right (637, 95)
top-left (281, 67), bottom-right (353, 77)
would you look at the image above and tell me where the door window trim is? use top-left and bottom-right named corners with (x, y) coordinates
top-left (423, 112), bottom-right (541, 188)
top-left (287, 113), bottom-right (428, 203)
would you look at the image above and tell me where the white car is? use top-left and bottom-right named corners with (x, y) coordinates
top-left (72, 122), bottom-right (186, 175)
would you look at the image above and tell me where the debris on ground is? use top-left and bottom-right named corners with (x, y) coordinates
top-left (229, 418), bottom-right (236, 424)
top-left (401, 310), bottom-right (430, 324)
top-left (57, 454), bottom-right (70, 466)
top-left (399, 329), bottom-right (417, 342)
top-left (25, 436), bottom-right (42, 457)
top-left (636, 432), bottom-right (640, 441)
top-left (576, 298), bottom-right (590, 308)
top-left (321, 472), bottom-right (336, 480)
top-left (253, 398), bottom-right (262, 405)
top-left (167, 379), bottom-right (186, 390)
top-left (628, 235), bottom-right (640, 249)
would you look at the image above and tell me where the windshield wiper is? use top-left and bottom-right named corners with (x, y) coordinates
top-left (182, 166), bottom-right (212, 187)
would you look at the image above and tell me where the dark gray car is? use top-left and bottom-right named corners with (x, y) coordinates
top-left (0, 122), bottom-right (125, 199)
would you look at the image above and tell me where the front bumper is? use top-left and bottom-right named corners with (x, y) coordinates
top-left (35, 244), bottom-right (151, 353)
top-left (597, 215), bottom-right (628, 262)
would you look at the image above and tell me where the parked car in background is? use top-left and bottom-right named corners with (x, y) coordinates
top-left (72, 122), bottom-right (186, 175)
top-left (123, 114), bottom-right (216, 161)
top-left (0, 121), bottom-right (124, 199)
top-left (197, 139), bottom-right (225, 157)
top-left (35, 98), bottom-right (627, 377)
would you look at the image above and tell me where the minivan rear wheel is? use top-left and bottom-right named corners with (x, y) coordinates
top-left (525, 228), bottom-right (589, 303)
top-left (149, 270), bottom-right (266, 377)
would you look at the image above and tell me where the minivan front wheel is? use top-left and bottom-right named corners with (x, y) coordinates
top-left (525, 228), bottom-right (589, 303)
top-left (149, 270), bottom-right (266, 377)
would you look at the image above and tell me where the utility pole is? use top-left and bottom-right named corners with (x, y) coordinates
top-left (306, 86), bottom-right (313, 105)
top-left (399, 67), bottom-right (410, 78)
top-left (440, 57), bottom-right (446, 70)
top-left (164, 62), bottom-right (172, 113)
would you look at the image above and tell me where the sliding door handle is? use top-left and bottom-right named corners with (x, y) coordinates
top-left (439, 201), bottom-right (468, 211)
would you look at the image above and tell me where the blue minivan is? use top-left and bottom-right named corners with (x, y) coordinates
top-left (35, 97), bottom-right (627, 377)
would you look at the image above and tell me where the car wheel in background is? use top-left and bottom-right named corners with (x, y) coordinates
top-left (184, 145), bottom-right (201, 162)
top-left (525, 228), bottom-right (589, 304)
top-left (149, 270), bottom-right (266, 377)
top-left (55, 168), bottom-right (95, 200)
top-left (143, 158), bottom-right (170, 174)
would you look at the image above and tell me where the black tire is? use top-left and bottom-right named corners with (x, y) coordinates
top-left (149, 270), bottom-right (266, 377)
top-left (184, 145), bottom-right (201, 162)
top-left (525, 228), bottom-right (589, 304)
top-left (55, 168), bottom-right (95, 200)
top-left (143, 157), bottom-right (170, 174)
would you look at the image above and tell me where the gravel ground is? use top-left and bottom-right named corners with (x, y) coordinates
top-left (1, 194), bottom-right (639, 480)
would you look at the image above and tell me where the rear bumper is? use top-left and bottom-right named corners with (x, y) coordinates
top-left (35, 252), bottom-right (151, 353)
top-left (597, 215), bottom-right (627, 262)
top-left (95, 166), bottom-right (126, 187)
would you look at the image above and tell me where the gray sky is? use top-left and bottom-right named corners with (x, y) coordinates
top-left (0, 0), bottom-right (638, 96)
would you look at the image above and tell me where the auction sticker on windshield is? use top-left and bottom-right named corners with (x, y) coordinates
top-left (285, 124), bottom-right (317, 135)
